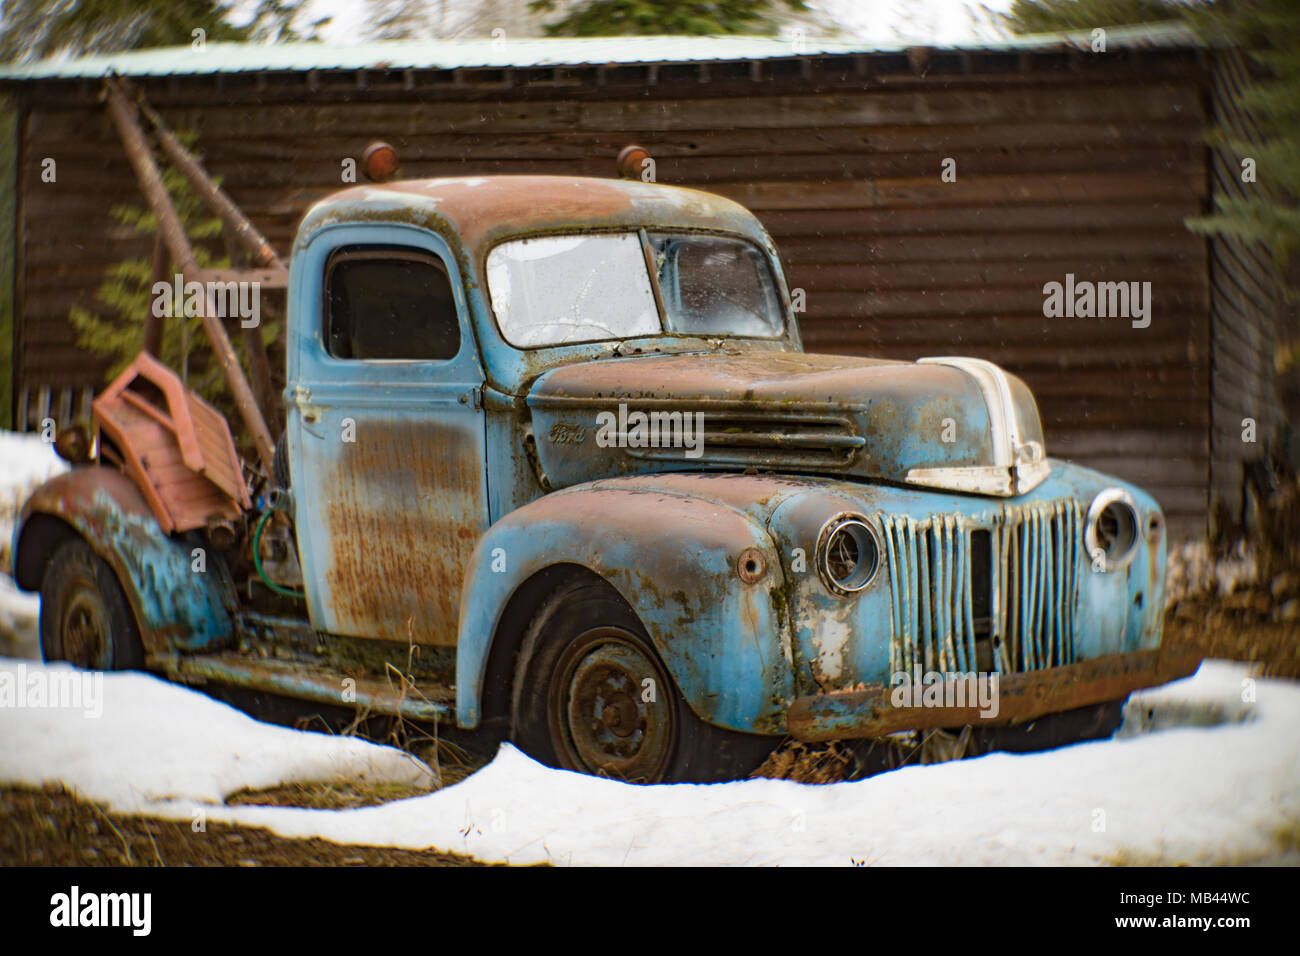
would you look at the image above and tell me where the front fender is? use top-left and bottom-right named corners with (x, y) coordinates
top-left (13, 467), bottom-right (234, 655)
top-left (455, 480), bottom-right (795, 734)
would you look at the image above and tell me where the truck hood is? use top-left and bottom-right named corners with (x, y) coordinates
top-left (525, 350), bottom-right (1049, 496)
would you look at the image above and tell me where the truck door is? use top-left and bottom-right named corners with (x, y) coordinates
top-left (286, 224), bottom-right (488, 646)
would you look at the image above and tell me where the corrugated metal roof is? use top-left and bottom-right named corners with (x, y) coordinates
top-left (0, 23), bottom-right (1199, 81)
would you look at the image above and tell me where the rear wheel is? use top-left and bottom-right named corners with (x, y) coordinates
top-left (510, 579), bottom-right (775, 783)
top-left (39, 538), bottom-right (144, 671)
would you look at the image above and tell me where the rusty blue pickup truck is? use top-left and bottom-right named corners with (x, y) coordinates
top-left (12, 147), bottom-right (1199, 783)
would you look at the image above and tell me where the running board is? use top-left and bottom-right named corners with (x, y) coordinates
top-left (164, 653), bottom-right (454, 723)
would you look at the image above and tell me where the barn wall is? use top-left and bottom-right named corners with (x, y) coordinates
top-left (10, 48), bottom-right (1212, 536)
top-left (1206, 50), bottom-right (1283, 539)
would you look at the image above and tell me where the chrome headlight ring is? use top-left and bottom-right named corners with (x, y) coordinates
top-left (815, 513), bottom-right (882, 594)
top-left (1084, 488), bottom-right (1142, 573)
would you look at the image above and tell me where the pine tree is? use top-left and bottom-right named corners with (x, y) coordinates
top-left (1183, 0), bottom-right (1300, 273)
top-left (1002, 2), bottom-right (1297, 281)
top-left (364, 0), bottom-right (438, 40)
top-left (529, 0), bottom-right (811, 36)
top-left (999, 0), bottom-right (1197, 34)
top-left (0, 0), bottom-right (323, 64)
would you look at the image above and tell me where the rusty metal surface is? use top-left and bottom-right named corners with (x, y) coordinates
top-left (308, 418), bottom-right (489, 645)
top-left (456, 455), bottom-right (1168, 735)
top-left (294, 175), bottom-right (794, 406)
top-left (12, 467), bottom-right (234, 654)
top-left (286, 221), bottom-right (490, 647)
top-left (527, 349), bottom-right (1001, 489)
top-left (92, 352), bottom-right (249, 534)
top-left (297, 175), bottom-right (766, 262)
top-left (455, 473), bottom-right (794, 733)
top-left (168, 652), bottom-right (452, 722)
top-left (786, 649), bottom-right (1203, 742)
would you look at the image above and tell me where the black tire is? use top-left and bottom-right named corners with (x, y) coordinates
top-left (39, 538), bottom-right (145, 671)
top-left (509, 579), bottom-right (775, 783)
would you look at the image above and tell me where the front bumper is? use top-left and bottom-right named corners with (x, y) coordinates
top-left (786, 647), bottom-right (1202, 742)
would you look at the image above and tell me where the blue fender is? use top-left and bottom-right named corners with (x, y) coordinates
top-left (12, 467), bottom-right (234, 655)
top-left (455, 478), bottom-right (796, 734)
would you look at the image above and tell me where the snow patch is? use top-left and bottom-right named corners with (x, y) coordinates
top-left (0, 658), bottom-right (434, 811)
top-left (0, 430), bottom-right (67, 571)
top-left (0, 575), bottom-right (40, 661)
top-left (0, 431), bottom-right (67, 659)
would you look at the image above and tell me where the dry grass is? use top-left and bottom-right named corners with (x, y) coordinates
top-left (0, 784), bottom-right (490, 866)
top-left (225, 777), bottom-right (436, 810)
top-left (751, 740), bottom-right (857, 783)
top-left (1104, 813), bottom-right (1300, 866)
top-left (1162, 604), bottom-right (1300, 679)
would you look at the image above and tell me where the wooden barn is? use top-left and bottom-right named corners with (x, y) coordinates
top-left (0, 27), bottom-right (1287, 541)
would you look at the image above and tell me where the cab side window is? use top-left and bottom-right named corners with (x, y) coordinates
top-left (325, 247), bottom-right (461, 360)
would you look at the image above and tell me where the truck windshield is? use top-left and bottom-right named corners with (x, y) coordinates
top-left (486, 230), bottom-right (784, 348)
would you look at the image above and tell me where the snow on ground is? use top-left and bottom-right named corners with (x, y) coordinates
top-left (0, 575), bottom-right (39, 661)
top-left (0, 659), bottom-right (435, 809)
top-left (0, 431), bottom-right (66, 658)
top-left (1, 655), bottom-right (1296, 865)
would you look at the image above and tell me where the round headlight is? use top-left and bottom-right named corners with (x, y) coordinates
top-left (1085, 489), bottom-right (1141, 571)
top-left (817, 515), bottom-right (881, 594)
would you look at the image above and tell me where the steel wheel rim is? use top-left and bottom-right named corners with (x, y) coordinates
top-left (60, 585), bottom-right (109, 669)
top-left (549, 627), bottom-right (675, 783)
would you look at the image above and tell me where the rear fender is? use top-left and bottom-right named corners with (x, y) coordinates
top-left (12, 467), bottom-right (234, 655)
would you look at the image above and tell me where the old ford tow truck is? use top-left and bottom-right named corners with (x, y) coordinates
top-left (11, 90), bottom-right (1199, 783)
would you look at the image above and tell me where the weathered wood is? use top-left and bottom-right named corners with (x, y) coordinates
top-left (143, 231), bottom-right (167, 356)
top-left (103, 79), bottom-right (276, 475)
top-left (137, 94), bottom-right (282, 269)
top-left (86, 86), bottom-right (1210, 135)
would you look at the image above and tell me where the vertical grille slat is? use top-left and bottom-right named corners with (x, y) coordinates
top-left (1052, 502), bottom-right (1066, 667)
top-left (1037, 511), bottom-right (1046, 666)
top-left (1066, 503), bottom-right (1078, 662)
top-left (953, 519), bottom-right (969, 673)
top-left (908, 520), bottom-right (919, 676)
top-left (941, 520), bottom-right (951, 671)
top-left (962, 527), bottom-right (978, 673)
top-left (917, 524), bottom-right (933, 674)
top-left (998, 522), bottom-right (1008, 671)
top-left (886, 500), bottom-right (1083, 680)
top-left (884, 516), bottom-right (901, 680)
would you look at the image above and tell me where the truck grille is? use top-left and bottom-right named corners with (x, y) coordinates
top-left (881, 500), bottom-right (1082, 680)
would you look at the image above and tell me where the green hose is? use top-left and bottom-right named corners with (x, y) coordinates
top-left (252, 507), bottom-right (306, 599)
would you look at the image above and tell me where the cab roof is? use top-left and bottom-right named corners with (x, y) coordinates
top-left (295, 175), bottom-right (771, 260)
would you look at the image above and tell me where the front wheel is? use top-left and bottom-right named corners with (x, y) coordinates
top-left (510, 579), bottom-right (774, 783)
top-left (39, 538), bottom-right (144, 671)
